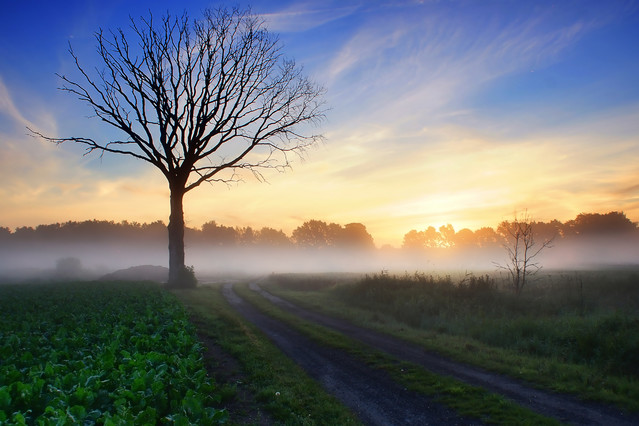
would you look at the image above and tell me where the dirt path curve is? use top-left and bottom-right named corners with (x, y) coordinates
top-left (222, 283), bottom-right (480, 426)
top-left (249, 282), bottom-right (639, 426)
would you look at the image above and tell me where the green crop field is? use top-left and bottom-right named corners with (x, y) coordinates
top-left (0, 281), bottom-right (226, 425)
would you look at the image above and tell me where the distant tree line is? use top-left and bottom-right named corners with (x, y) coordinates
top-left (0, 219), bottom-right (376, 250)
top-left (0, 211), bottom-right (636, 251)
top-left (402, 211), bottom-right (638, 251)
top-left (0, 220), bottom-right (168, 245)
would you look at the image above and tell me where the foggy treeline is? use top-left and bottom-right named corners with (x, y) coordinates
top-left (400, 211), bottom-right (639, 271)
top-left (0, 211), bottom-right (637, 278)
top-left (0, 219), bottom-right (375, 250)
top-left (402, 211), bottom-right (638, 249)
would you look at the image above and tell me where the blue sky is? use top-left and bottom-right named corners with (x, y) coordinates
top-left (1, 0), bottom-right (638, 246)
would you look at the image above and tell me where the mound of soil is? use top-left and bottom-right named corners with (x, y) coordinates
top-left (100, 265), bottom-right (168, 282)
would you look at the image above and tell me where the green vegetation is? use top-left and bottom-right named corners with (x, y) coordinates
top-left (0, 281), bottom-right (226, 425)
top-left (5, 272), bottom-right (634, 424)
top-left (266, 271), bottom-right (639, 412)
top-left (173, 285), bottom-right (360, 425)
top-left (233, 283), bottom-right (558, 425)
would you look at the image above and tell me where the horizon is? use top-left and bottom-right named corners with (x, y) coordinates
top-left (2, 209), bottom-right (636, 250)
top-left (2, 211), bottom-right (638, 276)
top-left (1, 1), bottom-right (638, 247)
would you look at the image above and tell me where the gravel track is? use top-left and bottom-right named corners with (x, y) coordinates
top-left (223, 283), bottom-right (479, 425)
top-left (248, 282), bottom-right (639, 426)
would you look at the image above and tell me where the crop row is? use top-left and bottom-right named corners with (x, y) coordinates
top-left (0, 281), bottom-right (226, 425)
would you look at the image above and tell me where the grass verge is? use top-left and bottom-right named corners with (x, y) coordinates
top-left (265, 275), bottom-right (639, 413)
top-left (173, 284), bottom-right (360, 425)
top-left (233, 283), bottom-right (559, 425)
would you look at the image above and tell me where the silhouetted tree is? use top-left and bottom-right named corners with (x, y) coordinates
top-left (13, 226), bottom-right (36, 242)
top-left (292, 220), bottom-right (332, 248)
top-left (327, 222), bottom-right (343, 246)
top-left (201, 221), bottom-right (238, 246)
top-left (453, 228), bottom-right (476, 248)
top-left (256, 227), bottom-right (291, 246)
top-left (238, 226), bottom-right (257, 246)
top-left (402, 226), bottom-right (445, 250)
top-left (565, 212), bottom-right (637, 237)
top-left (423, 226), bottom-right (443, 248)
top-left (402, 229), bottom-right (426, 250)
top-left (32, 8), bottom-right (326, 287)
top-left (532, 219), bottom-right (563, 242)
top-left (339, 223), bottom-right (375, 249)
top-left (292, 220), bottom-right (375, 249)
top-left (0, 227), bottom-right (10, 242)
top-left (473, 226), bottom-right (499, 247)
top-left (438, 224), bottom-right (456, 248)
top-left (496, 211), bottom-right (553, 295)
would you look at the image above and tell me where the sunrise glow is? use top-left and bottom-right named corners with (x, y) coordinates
top-left (1, 1), bottom-right (638, 247)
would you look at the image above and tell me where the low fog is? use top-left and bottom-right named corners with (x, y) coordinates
top-left (2, 213), bottom-right (637, 282)
top-left (1, 235), bottom-right (637, 284)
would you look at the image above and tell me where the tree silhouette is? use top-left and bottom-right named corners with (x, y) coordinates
top-left (290, 220), bottom-right (375, 249)
top-left (200, 221), bottom-right (238, 246)
top-left (473, 227), bottom-right (499, 247)
top-left (292, 220), bottom-right (333, 249)
top-left (496, 211), bottom-right (553, 295)
top-left (401, 226), bottom-right (446, 249)
top-left (238, 226), bottom-right (257, 246)
top-left (452, 228), bottom-right (476, 248)
top-left (256, 227), bottom-right (291, 246)
top-left (438, 224), bottom-right (456, 248)
top-left (0, 227), bottom-right (10, 242)
top-left (32, 8), bottom-right (326, 287)
top-left (339, 223), bottom-right (375, 249)
top-left (566, 212), bottom-right (637, 236)
top-left (402, 229), bottom-right (426, 250)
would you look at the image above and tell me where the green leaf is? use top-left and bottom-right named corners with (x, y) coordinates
top-left (11, 411), bottom-right (27, 425)
top-left (0, 386), bottom-right (11, 409)
top-left (68, 405), bottom-right (87, 421)
top-left (134, 406), bottom-right (157, 424)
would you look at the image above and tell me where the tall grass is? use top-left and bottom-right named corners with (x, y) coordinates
top-left (333, 271), bottom-right (639, 378)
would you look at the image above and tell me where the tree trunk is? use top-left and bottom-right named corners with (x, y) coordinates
top-left (167, 184), bottom-right (186, 287)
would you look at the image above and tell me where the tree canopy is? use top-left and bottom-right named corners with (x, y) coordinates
top-left (31, 7), bottom-right (326, 286)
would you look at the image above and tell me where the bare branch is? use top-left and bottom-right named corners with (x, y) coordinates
top-left (494, 210), bottom-right (553, 294)
top-left (33, 7), bottom-right (326, 187)
top-left (29, 7), bottom-right (327, 286)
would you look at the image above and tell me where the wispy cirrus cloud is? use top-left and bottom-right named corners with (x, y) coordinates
top-left (0, 75), bottom-right (59, 138)
top-left (0, 76), bottom-right (37, 130)
top-left (0, 75), bottom-right (169, 229)
top-left (0, 75), bottom-right (61, 189)
top-left (324, 3), bottom-right (605, 129)
top-left (297, 94), bottom-right (639, 242)
top-left (258, 2), bottom-right (360, 33)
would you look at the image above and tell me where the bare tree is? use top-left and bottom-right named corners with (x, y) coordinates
top-left (495, 211), bottom-right (554, 295)
top-left (32, 8), bottom-right (326, 287)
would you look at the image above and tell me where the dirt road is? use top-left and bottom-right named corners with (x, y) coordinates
top-left (244, 282), bottom-right (639, 426)
top-left (223, 283), bottom-right (479, 425)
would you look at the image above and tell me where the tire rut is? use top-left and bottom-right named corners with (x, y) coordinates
top-left (222, 283), bottom-right (479, 426)
top-left (249, 282), bottom-right (639, 426)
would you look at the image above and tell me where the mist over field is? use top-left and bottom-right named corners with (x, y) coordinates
top-left (1, 215), bottom-right (637, 282)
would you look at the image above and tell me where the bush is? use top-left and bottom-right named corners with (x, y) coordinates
top-left (179, 265), bottom-right (198, 288)
top-left (165, 266), bottom-right (198, 289)
top-left (54, 257), bottom-right (83, 279)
